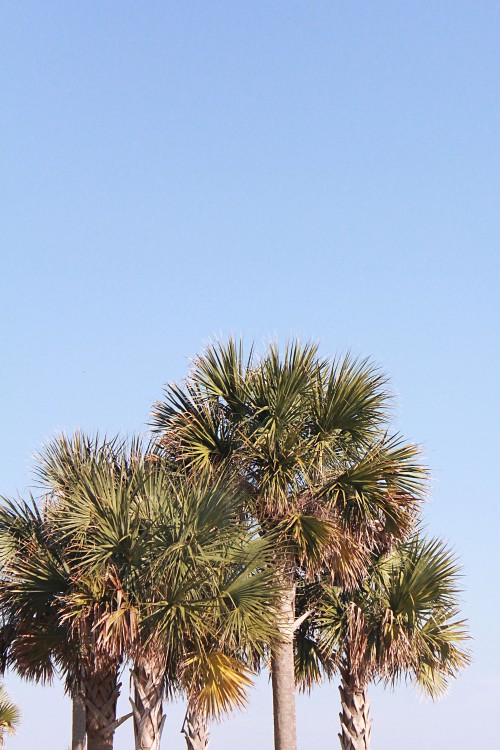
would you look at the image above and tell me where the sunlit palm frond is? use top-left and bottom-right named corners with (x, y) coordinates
top-left (183, 652), bottom-right (254, 719)
top-left (189, 337), bottom-right (254, 418)
top-left (241, 427), bottom-right (312, 516)
top-left (320, 436), bottom-right (427, 538)
top-left (0, 683), bottom-right (20, 745)
top-left (412, 618), bottom-right (471, 699)
top-left (218, 537), bottom-right (280, 655)
top-left (0, 497), bottom-right (44, 567)
top-left (151, 341), bottom-right (427, 589)
top-left (388, 535), bottom-right (463, 615)
top-left (309, 354), bottom-right (392, 446)
top-left (152, 381), bottom-right (235, 471)
top-left (34, 432), bottom-right (122, 496)
top-left (248, 340), bottom-right (317, 433)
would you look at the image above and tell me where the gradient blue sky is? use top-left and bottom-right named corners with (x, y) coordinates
top-left (1, 2), bottom-right (499, 748)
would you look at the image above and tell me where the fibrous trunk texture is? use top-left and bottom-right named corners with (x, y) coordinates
top-left (271, 574), bottom-right (297, 750)
top-left (130, 658), bottom-right (166, 750)
top-left (181, 703), bottom-right (210, 750)
top-left (83, 665), bottom-right (129, 750)
top-left (338, 667), bottom-right (371, 750)
top-left (72, 693), bottom-right (87, 750)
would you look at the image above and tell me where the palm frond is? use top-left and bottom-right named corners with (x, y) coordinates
top-left (183, 652), bottom-right (254, 719)
top-left (310, 353), bottom-right (392, 445)
top-left (189, 337), bottom-right (254, 418)
top-left (282, 514), bottom-right (339, 570)
top-left (320, 436), bottom-right (427, 538)
top-left (0, 683), bottom-right (20, 742)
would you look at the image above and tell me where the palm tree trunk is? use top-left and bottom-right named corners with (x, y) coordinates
top-left (338, 666), bottom-right (371, 750)
top-left (271, 575), bottom-right (297, 750)
top-left (181, 702), bottom-right (210, 750)
top-left (72, 693), bottom-right (87, 750)
top-left (130, 659), bottom-right (166, 750)
top-left (83, 667), bottom-right (130, 750)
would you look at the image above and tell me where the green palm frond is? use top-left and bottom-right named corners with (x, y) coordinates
top-left (218, 537), bottom-right (280, 654)
top-left (0, 500), bottom-right (35, 568)
top-left (0, 683), bottom-right (20, 744)
top-left (152, 381), bottom-right (235, 471)
top-left (413, 616), bottom-right (471, 698)
top-left (32, 431), bottom-right (281, 706)
top-left (282, 514), bottom-right (340, 571)
top-left (313, 584), bottom-right (347, 658)
top-left (387, 536), bottom-right (462, 615)
top-left (189, 337), bottom-right (254, 418)
top-left (34, 432), bottom-right (122, 496)
top-left (320, 436), bottom-right (427, 536)
top-left (0, 498), bottom-right (75, 686)
top-left (249, 340), bottom-right (318, 430)
top-left (310, 354), bottom-right (392, 445)
top-left (294, 627), bottom-right (334, 693)
top-left (292, 581), bottom-right (336, 692)
top-left (241, 428), bottom-right (312, 514)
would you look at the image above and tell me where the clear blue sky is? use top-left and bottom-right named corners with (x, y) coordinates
top-left (1, 2), bottom-right (498, 748)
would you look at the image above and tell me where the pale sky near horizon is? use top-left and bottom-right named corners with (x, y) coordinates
top-left (1, 2), bottom-right (499, 748)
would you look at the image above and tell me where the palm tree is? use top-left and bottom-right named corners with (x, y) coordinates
top-left (0, 683), bottom-right (20, 747)
top-left (151, 338), bottom-right (428, 750)
top-left (0, 495), bottom-right (87, 750)
top-left (0, 444), bottom-right (132, 750)
top-left (308, 535), bottom-right (471, 750)
top-left (41, 433), bottom-right (280, 750)
top-left (0, 503), bottom-right (130, 750)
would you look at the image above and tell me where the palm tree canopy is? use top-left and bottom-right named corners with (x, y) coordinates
top-left (151, 338), bottom-right (428, 583)
top-left (313, 534), bottom-right (471, 697)
top-left (0, 495), bottom-right (80, 690)
top-left (33, 433), bottom-right (281, 714)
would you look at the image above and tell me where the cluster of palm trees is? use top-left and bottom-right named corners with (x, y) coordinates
top-left (0, 339), bottom-right (470, 750)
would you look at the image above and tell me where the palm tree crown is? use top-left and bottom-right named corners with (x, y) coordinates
top-left (296, 534), bottom-right (471, 749)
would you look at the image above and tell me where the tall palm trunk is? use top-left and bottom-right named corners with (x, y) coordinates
top-left (72, 693), bottom-right (87, 750)
top-left (130, 657), bottom-right (166, 750)
top-left (271, 573), bottom-right (297, 750)
top-left (83, 665), bottom-right (130, 750)
top-left (181, 702), bottom-right (210, 750)
top-left (338, 665), bottom-right (371, 750)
